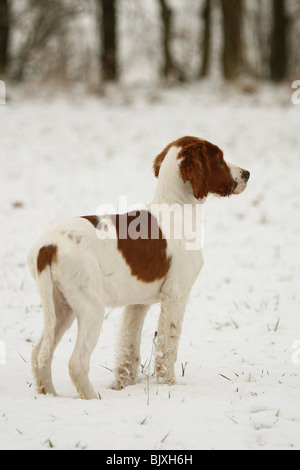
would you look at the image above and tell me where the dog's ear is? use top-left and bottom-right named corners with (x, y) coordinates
top-left (178, 142), bottom-right (210, 199)
top-left (153, 144), bottom-right (172, 178)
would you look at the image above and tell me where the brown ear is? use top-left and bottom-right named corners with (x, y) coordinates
top-left (153, 144), bottom-right (172, 178)
top-left (178, 142), bottom-right (210, 199)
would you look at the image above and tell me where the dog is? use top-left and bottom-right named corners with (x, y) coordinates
top-left (28, 136), bottom-right (250, 399)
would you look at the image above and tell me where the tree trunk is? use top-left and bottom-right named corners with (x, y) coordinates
top-left (220, 0), bottom-right (244, 80)
top-left (99, 0), bottom-right (118, 81)
top-left (270, 0), bottom-right (288, 82)
top-left (200, 0), bottom-right (211, 78)
top-left (157, 0), bottom-right (184, 81)
top-left (0, 0), bottom-right (9, 77)
top-left (158, 0), bottom-right (173, 79)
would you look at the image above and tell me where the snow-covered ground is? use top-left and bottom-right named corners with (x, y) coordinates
top-left (1, 82), bottom-right (300, 450)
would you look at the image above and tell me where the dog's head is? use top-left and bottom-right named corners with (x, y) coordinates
top-left (153, 136), bottom-right (250, 200)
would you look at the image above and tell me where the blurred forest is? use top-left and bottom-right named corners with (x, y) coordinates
top-left (0, 0), bottom-right (299, 90)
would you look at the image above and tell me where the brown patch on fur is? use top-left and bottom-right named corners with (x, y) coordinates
top-left (112, 210), bottom-right (171, 283)
top-left (81, 215), bottom-right (99, 228)
top-left (178, 141), bottom-right (211, 200)
top-left (37, 244), bottom-right (58, 274)
top-left (153, 136), bottom-right (200, 178)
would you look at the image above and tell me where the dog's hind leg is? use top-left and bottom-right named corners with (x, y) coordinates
top-left (68, 290), bottom-right (104, 400)
top-left (32, 286), bottom-right (75, 395)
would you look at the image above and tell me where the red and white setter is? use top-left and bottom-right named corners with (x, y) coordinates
top-left (28, 136), bottom-right (250, 399)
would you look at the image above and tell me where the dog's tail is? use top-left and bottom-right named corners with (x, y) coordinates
top-left (28, 245), bottom-right (57, 368)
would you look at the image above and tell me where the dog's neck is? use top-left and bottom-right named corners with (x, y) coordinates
top-left (151, 146), bottom-right (206, 206)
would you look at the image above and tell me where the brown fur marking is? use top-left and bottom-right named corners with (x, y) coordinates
top-left (80, 211), bottom-right (171, 283)
top-left (81, 215), bottom-right (99, 228)
top-left (37, 244), bottom-right (58, 274)
top-left (153, 136), bottom-right (200, 178)
top-left (112, 210), bottom-right (171, 283)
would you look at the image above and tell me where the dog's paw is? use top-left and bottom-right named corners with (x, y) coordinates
top-left (112, 367), bottom-right (137, 390)
top-left (155, 363), bottom-right (176, 385)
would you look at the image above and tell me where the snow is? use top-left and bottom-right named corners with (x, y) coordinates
top-left (1, 82), bottom-right (300, 450)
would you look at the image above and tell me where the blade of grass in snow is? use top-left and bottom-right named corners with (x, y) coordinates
top-left (219, 374), bottom-right (231, 382)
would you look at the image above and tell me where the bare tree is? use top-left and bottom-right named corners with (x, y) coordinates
top-left (0, 0), bottom-right (9, 77)
top-left (11, 0), bottom-right (80, 83)
top-left (220, 0), bottom-right (244, 80)
top-left (270, 0), bottom-right (288, 82)
top-left (99, 0), bottom-right (118, 81)
top-left (158, 0), bottom-right (173, 79)
top-left (157, 0), bottom-right (184, 81)
top-left (199, 0), bottom-right (211, 78)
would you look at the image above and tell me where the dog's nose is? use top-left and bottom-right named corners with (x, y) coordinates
top-left (242, 170), bottom-right (250, 181)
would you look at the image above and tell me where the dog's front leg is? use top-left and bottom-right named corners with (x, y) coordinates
top-left (114, 304), bottom-right (150, 390)
top-left (155, 294), bottom-right (187, 385)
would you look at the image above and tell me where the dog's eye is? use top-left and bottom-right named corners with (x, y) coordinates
top-left (219, 157), bottom-right (223, 164)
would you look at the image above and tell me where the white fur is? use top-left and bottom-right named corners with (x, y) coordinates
top-left (28, 143), bottom-right (248, 399)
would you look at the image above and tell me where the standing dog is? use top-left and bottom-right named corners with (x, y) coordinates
top-left (28, 136), bottom-right (250, 399)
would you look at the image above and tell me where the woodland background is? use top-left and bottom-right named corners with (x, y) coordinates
top-left (1, 0), bottom-right (300, 451)
top-left (0, 0), bottom-right (299, 91)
